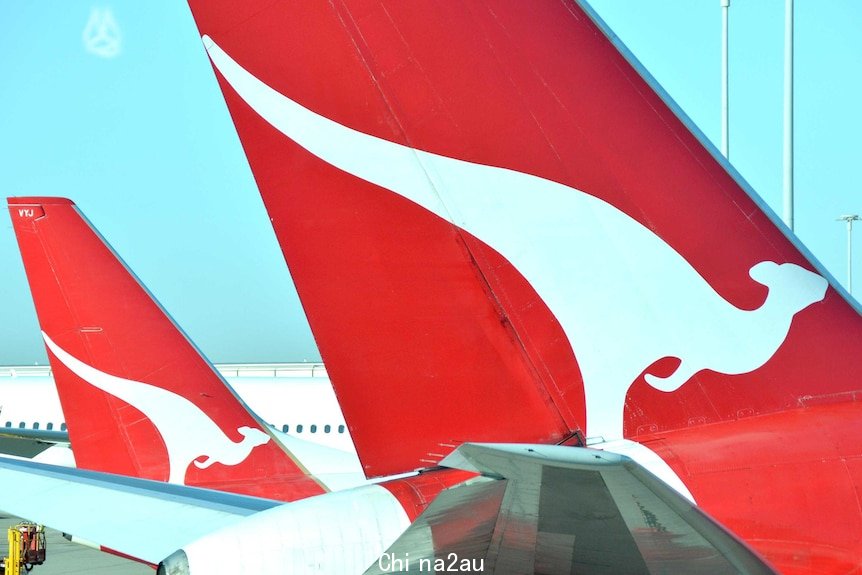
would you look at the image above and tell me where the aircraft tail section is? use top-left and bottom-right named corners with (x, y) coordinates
top-left (8, 197), bottom-right (329, 500)
top-left (186, 0), bottom-right (859, 474)
top-left (187, 1), bottom-right (586, 478)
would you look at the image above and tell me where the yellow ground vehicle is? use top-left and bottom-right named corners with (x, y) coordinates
top-left (1, 523), bottom-right (46, 574)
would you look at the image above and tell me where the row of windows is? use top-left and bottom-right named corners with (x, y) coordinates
top-left (4, 421), bottom-right (66, 431)
top-left (280, 424), bottom-right (346, 435)
top-left (2, 421), bottom-right (346, 435)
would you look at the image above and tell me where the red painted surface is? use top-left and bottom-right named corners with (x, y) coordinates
top-left (98, 545), bottom-right (157, 569)
top-left (8, 197), bottom-right (326, 502)
top-left (188, 0), bottom-right (581, 481)
top-left (185, 1), bottom-right (862, 571)
top-left (646, 402), bottom-right (862, 574)
top-left (382, 469), bottom-right (478, 522)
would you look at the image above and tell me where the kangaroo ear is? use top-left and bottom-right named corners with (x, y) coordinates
top-left (749, 261), bottom-right (778, 285)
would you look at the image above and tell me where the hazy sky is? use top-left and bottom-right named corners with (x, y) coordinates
top-left (0, 1), bottom-right (859, 365)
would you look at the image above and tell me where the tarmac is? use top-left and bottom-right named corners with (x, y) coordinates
top-left (0, 514), bottom-right (150, 574)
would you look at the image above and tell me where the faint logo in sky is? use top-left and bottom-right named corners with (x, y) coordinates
top-left (82, 7), bottom-right (121, 58)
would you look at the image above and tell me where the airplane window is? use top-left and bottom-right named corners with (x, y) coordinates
top-left (282, 424), bottom-right (289, 433)
top-left (60, 423), bottom-right (67, 431)
top-left (324, 425), bottom-right (331, 433)
top-left (33, 423), bottom-right (39, 430)
top-left (18, 422), bottom-right (25, 429)
top-left (310, 425), bottom-right (317, 433)
top-left (46, 423), bottom-right (53, 430)
top-left (296, 424), bottom-right (303, 433)
top-left (338, 425), bottom-right (345, 434)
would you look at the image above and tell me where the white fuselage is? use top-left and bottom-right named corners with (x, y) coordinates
top-left (0, 363), bottom-right (356, 463)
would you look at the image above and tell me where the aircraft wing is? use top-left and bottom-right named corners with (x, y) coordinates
top-left (365, 444), bottom-right (777, 575)
top-left (0, 456), bottom-right (280, 565)
top-left (0, 428), bottom-right (68, 457)
top-left (0, 445), bottom-right (776, 573)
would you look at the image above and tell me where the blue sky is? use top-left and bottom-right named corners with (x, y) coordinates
top-left (0, 1), bottom-right (859, 365)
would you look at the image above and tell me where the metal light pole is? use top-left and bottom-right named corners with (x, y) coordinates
top-left (721, 0), bottom-right (730, 159)
top-left (783, 0), bottom-right (794, 231)
top-left (837, 215), bottom-right (860, 294)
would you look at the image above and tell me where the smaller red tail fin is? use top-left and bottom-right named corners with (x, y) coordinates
top-left (8, 197), bottom-right (326, 501)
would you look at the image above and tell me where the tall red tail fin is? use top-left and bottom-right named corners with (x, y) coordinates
top-left (8, 197), bottom-right (326, 501)
top-left (186, 1), bottom-right (857, 476)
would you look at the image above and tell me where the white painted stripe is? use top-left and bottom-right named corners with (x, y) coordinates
top-left (204, 36), bottom-right (826, 443)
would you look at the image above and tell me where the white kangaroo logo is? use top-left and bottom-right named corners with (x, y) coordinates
top-left (204, 37), bottom-right (828, 440)
top-left (643, 261), bottom-right (828, 392)
top-left (43, 332), bottom-right (271, 484)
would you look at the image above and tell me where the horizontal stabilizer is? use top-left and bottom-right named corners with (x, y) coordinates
top-left (366, 444), bottom-right (777, 574)
top-left (0, 428), bottom-right (69, 457)
top-left (0, 456), bottom-right (280, 565)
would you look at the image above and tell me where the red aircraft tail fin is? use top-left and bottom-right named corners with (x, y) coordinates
top-left (186, 0), bottom-right (857, 479)
top-left (8, 197), bottom-right (327, 500)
